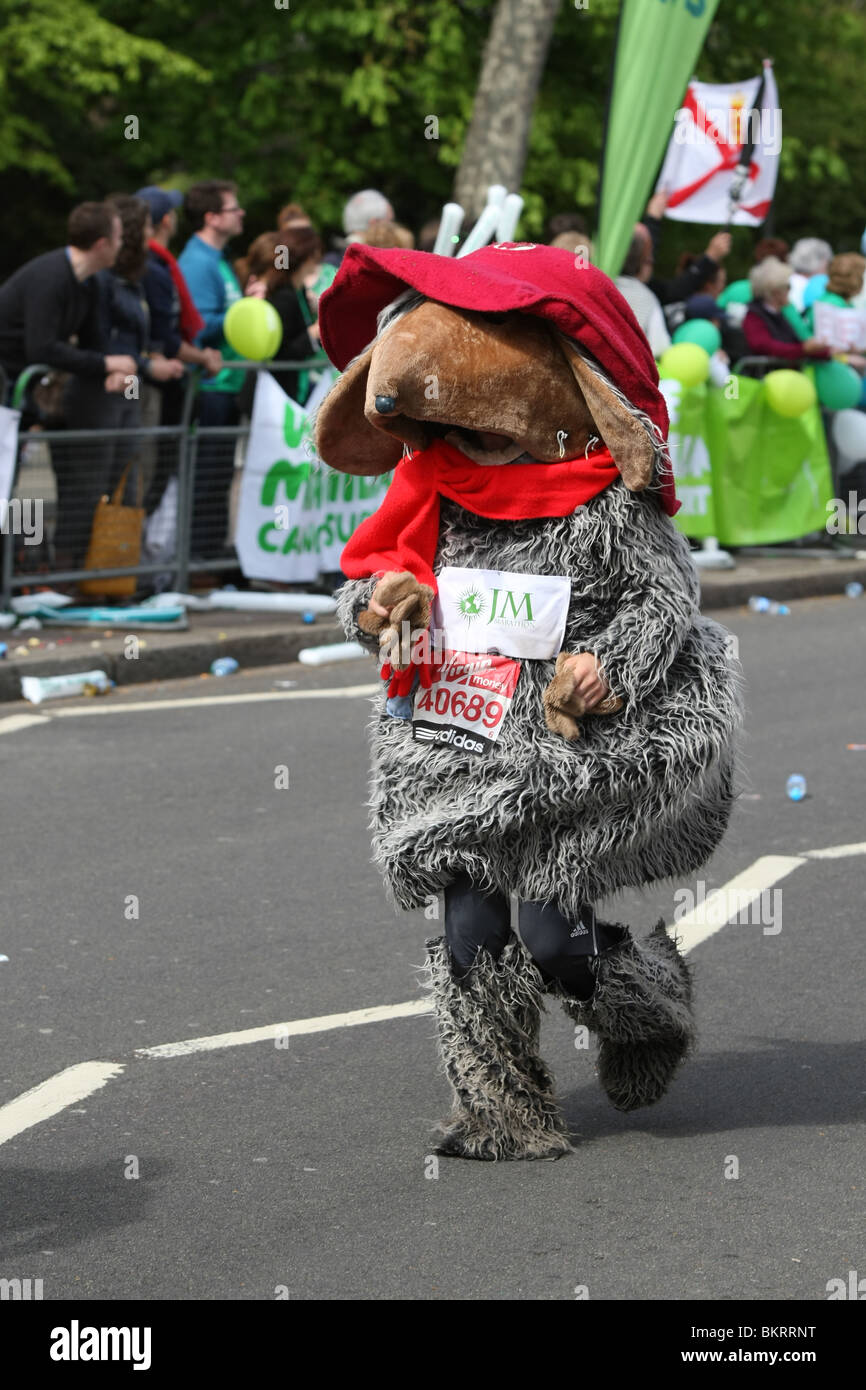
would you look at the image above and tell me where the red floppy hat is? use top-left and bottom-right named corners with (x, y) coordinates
top-left (318, 240), bottom-right (670, 447)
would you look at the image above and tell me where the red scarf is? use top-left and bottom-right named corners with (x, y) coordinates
top-left (341, 438), bottom-right (620, 592)
top-left (148, 239), bottom-right (204, 344)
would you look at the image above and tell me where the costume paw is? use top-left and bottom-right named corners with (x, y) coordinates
top-left (358, 570), bottom-right (434, 670)
top-left (542, 652), bottom-right (623, 741)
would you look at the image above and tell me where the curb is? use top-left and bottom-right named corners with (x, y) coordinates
top-left (698, 557), bottom-right (866, 609)
top-left (0, 621), bottom-right (346, 705)
top-left (2, 553), bottom-right (865, 703)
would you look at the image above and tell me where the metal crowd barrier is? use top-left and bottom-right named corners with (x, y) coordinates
top-left (1, 359), bottom-right (325, 607)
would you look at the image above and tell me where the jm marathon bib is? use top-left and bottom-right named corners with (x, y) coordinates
top-left (412, 567), bottom-right (571, 757)
top-left (431, 565), bottom-right (571, 660)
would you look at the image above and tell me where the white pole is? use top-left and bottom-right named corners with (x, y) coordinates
top-left (496, 193), bottom-right (524, 243)
top-left (457, 201), bottom-right (503, 258)
top-left (432, 203), bottom-right (465, 257)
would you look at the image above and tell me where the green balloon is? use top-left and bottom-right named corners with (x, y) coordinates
top-left (763, 369), bottom-right (817, 418)
top-left (781, 304), bottom-right (810, 341)
top-left (224, 297), bottom-right (283, 360)
top-left (673, 318), bottom-right (722, 355)
top-left (718, 278), bottom-right (752, 306)
top-left (815, 360), bottom-right (862, 411)
top-left (657, 342), bottom-right (710, 388)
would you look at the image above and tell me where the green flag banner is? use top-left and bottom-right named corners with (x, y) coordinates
top-left (597, 0), bottom-right (721, 278)
top-left (663, 369), bottom-right (835, 546)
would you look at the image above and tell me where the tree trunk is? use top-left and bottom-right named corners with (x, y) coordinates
top-left (454, 0), bottom-right (562, 223)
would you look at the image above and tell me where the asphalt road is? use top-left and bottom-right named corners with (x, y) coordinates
top-left (0, 593), bottom-right (863, 1303)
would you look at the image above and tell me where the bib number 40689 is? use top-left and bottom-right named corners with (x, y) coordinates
top-left (411, 649), bottom-right (521, 756)
top-left (415, 685), bottom-right (504, 731)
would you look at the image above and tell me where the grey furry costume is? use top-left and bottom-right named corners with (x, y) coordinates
top-left (315, 240), bottom-right (742, 1160)
top-left (336, 482), bottom-right (738, 922)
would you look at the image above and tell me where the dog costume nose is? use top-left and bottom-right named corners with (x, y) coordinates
top-left (374, 395), bottom-right (398, 414)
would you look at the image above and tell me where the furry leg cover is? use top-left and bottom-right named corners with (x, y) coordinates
top-left (422, 936), bottom-right (573, 1161)
top-left (555, 920), bottom-right (695, 1112)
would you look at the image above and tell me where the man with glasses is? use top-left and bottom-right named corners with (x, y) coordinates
top-left (179, 181), bottom-right (246, 562)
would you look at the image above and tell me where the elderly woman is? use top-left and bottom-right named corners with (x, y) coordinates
top-left (804, 252), bottom-right (866, 332)
top-left (742, 256), bottom-right (831, 363)
top-left (788, 238), bottom-right (833, 312)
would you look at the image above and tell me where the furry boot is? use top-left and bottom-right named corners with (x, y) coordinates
top-left (555, 920), bottom-right (695, 1112)
top-left (422, 936), bottom-right (573, 1161)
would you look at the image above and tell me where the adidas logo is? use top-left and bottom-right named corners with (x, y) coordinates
top-left (414, 725), bottom-right (485, 754)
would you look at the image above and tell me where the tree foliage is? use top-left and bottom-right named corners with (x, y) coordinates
top-left (1, 0), bottom-right (864, 279)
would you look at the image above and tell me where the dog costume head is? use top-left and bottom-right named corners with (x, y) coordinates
top-left (314, 241), bottom-right (678, 516)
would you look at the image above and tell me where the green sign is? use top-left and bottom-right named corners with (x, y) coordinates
top-left (597, 0), bottom-right (721, 278)
top-left (666, 369), bottom-right (835, 546)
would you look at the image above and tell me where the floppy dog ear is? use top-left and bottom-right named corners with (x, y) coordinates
top-left (556, 335), bottom-right (657, 492)
top-left (313, 345), bottom-right (404, 476)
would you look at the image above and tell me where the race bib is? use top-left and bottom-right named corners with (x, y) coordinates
top-left (433, 565), bottom-right (571, 660)
top-left (412, 649), bottom-right (520, 757)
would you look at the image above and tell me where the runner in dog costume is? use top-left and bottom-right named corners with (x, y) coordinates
top-left (314, 241), bottom-right (742, 1161)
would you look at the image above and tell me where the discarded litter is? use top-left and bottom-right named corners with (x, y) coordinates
top-left (21, 670), bottom-right (113, 704)
top-left (210, 657), bottom-right (239, 677)
top-left (747, 595), bottom-right (788, 615)
top-left (0, 643), bottom-right (6, 660)
top-left (0, 613), bottom-right (16, 629)
top-left (786, 774), bottom-right (807, 802)
top-left (272, 680), bottom-right (298, 689)
top-left (298, 641), bottom-right (367, 666)
top-left (30, 603), bottom-right (187, 630)
top-left (844, 582), bottom-right (864, 598)
top-left (846, 743), bottom-right (866, 751)
top-left (0, 955), bottom-right (9, 964)
top-left (142, 591), bottom-right (213, 612)
top-left (10, 591), bottom-right (73, 614)
top-left (206, 589), bottom-right (337, 615)
top-left (27, 637), bottom-right (40, 647)
top-left (302, 611), bottom-right (316, 624)
top-left (18, 617), bottom-right (42, 631)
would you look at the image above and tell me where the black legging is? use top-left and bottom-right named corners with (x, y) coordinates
top-left (444, 873), bottom-right (625, 1000)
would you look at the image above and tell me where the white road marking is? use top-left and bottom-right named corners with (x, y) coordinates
top-left (802, 841), bottom-right (866, 859)
top-left (136, 999), bottom-right (433, 1059)
top-left (0, 713), bottom-right (50, 736)
top-left (0, 842), bottom-right (859, 1144)
top-left (50, 684), bottom-right (380, 717)
top-left (664, 855), bottom-right (807, 952)
top-left (0, 1062), bottom-right (124, 1146)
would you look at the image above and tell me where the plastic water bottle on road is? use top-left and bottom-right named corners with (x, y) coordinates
top-left (210, 657), bottom-right (239, 677)
top-left (786, 774), bottom-right (807, 802)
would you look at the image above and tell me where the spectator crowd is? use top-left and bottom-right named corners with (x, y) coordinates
top-left (1, 178), bottom-right (865, 589)
top-left (615, 192), bottom-right (866, 382)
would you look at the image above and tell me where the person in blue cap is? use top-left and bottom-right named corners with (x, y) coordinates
top-left (135, 186), bottom-right (223, 513)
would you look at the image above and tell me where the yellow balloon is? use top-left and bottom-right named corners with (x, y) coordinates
top-left (658, 343), bottom-right (710, 388)
top-left (224, 298), bottom-right (283, 360)
top-left (763, 369), bottom-right (817, 418)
